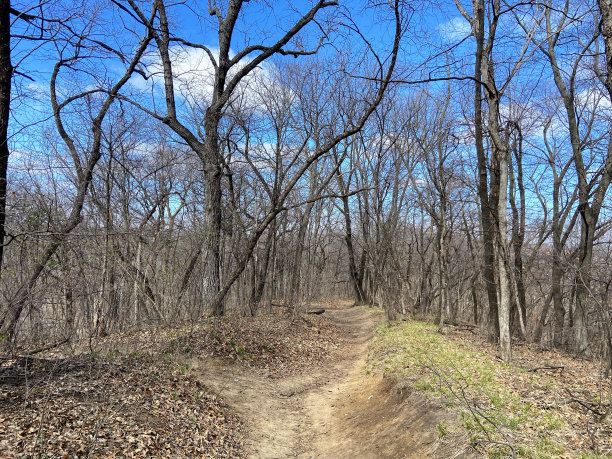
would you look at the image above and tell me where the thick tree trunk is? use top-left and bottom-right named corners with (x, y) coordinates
top-left (472, 0), bottom-right (499, 342)
top-left (572, 214), bottom-right (595, 354)
top-left (203, 118), bottom-right (223, 316)
top-left (0, 0), bottom-right (11, 274)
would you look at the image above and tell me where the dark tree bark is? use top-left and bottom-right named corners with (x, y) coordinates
top-left (0, 0), bottom-right (11, 275)
top-left (463, 213), bottom-right (481, 325)
top-left (250, 221), bottom-right (276, 314)
top-left (508, 121), bottom-right (526, 339)
top-left (470, 0), bottom-right (500, 343)
top-left (547, 128), bottom-right (577, 347)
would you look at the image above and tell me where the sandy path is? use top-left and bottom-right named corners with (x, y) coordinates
top-left (192, 305), bottom-right (472, 458)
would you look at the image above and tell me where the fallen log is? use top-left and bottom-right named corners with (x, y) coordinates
top-left (527, 364), bottom-right (565, 373)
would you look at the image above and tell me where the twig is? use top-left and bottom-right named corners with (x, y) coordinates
top-left (424, 358), bottom-right (517, 458)
top-left (1, 338), bottom-right (70, 362)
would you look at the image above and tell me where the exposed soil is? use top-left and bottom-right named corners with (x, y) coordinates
top-left (191, 302), bottom-right (474, 458)
top-left (1, 302), bottom-right (475, 457)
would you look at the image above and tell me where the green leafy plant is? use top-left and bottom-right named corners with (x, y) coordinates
top-left (106, 349), bottom-right (117, 362)
top-left (235, 346), bottom-right (246, 357)
top-left (437, 422), bottom-right (447, 439)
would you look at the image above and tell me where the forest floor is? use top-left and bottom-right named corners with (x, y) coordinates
top-left (370, 318), bottom-right (612, 458)
top-left (188, 301), bottom-right (471, 458)
top-left (3, 301), bottom-right (610, 457)
top-left (0, 301), bottom-right (470, 457)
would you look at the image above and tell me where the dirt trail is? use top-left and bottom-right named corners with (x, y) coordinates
top-left (192, 304), bottom-right (472, 458)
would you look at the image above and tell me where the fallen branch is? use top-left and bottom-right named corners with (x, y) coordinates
top-left (565, 388), bottom-right (607, 416)
top-left (454, 327), bottom-right (477, 334)
top-left (1, 337), bottom-right (70, 362)
top-left (527, 364), bottom-right (565, 373)
top-left (447, 321), bottom-right (477, 328)
top-left (28, 338), bottom-right (70, 355)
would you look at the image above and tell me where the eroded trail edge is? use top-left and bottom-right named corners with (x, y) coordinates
top-left (191, 304), bottom-right (470, 458)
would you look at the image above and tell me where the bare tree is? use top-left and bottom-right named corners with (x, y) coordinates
top-left (0, 1), bottom-right (10, 275)
top-left (0, 3), bottom-right (154, 342)
top-left (122, 0), bottom-right (340, 315)
top-left (525, 0), bottom-right (612, 354)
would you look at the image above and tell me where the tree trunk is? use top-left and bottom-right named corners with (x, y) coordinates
top-left (496, 142), bottom-right (512, 363)
top-left (472, 0), bottom-right (499, 342)
top-left (463, 214), bottom-right (480, 325)
top-left (436, 219), bottom-right (448, 332)
top-left (0, 0), bottom-right (11, 274)
top-left (251, 221), bottom-right (276, 313)
top-left (572, 214), bottom-right (595, 354)
top-left (552, 241), bottom-right (565, 347)
top-left (203, 118), bottom-right (223, 315)
top-left (508, 123), bottom-right (527, 337)
top-left (337, 172), bottom-right (367, 304)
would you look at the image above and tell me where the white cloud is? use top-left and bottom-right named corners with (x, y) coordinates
top-left (437, 16), bottom-right (472, 42)
top-left (8, 148), bottom-right (30, 165)
top-left (24, 81), bottom-right (49, 97)
top-left (128, 72), bottom-right (150, 92)
top-left (576, 87), bottom-right (611, 112)
top-left (167, 46), bottom-right (217, 104)
top-left (131, 46), bottom-right (276, 112)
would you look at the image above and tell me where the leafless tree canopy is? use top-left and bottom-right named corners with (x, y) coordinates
top-left (1, 0), bottom-right (612, 367)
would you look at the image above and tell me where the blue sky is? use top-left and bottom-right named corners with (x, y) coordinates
top-left (9, 0), bottom-right (612, 228)
top-left (8, 0), bottom-right (465, 148)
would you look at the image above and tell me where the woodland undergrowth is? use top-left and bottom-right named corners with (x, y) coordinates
top-left (0, 309), bottom-right (341, 457)
top-left (370, 319), bottom-right (612, 458)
